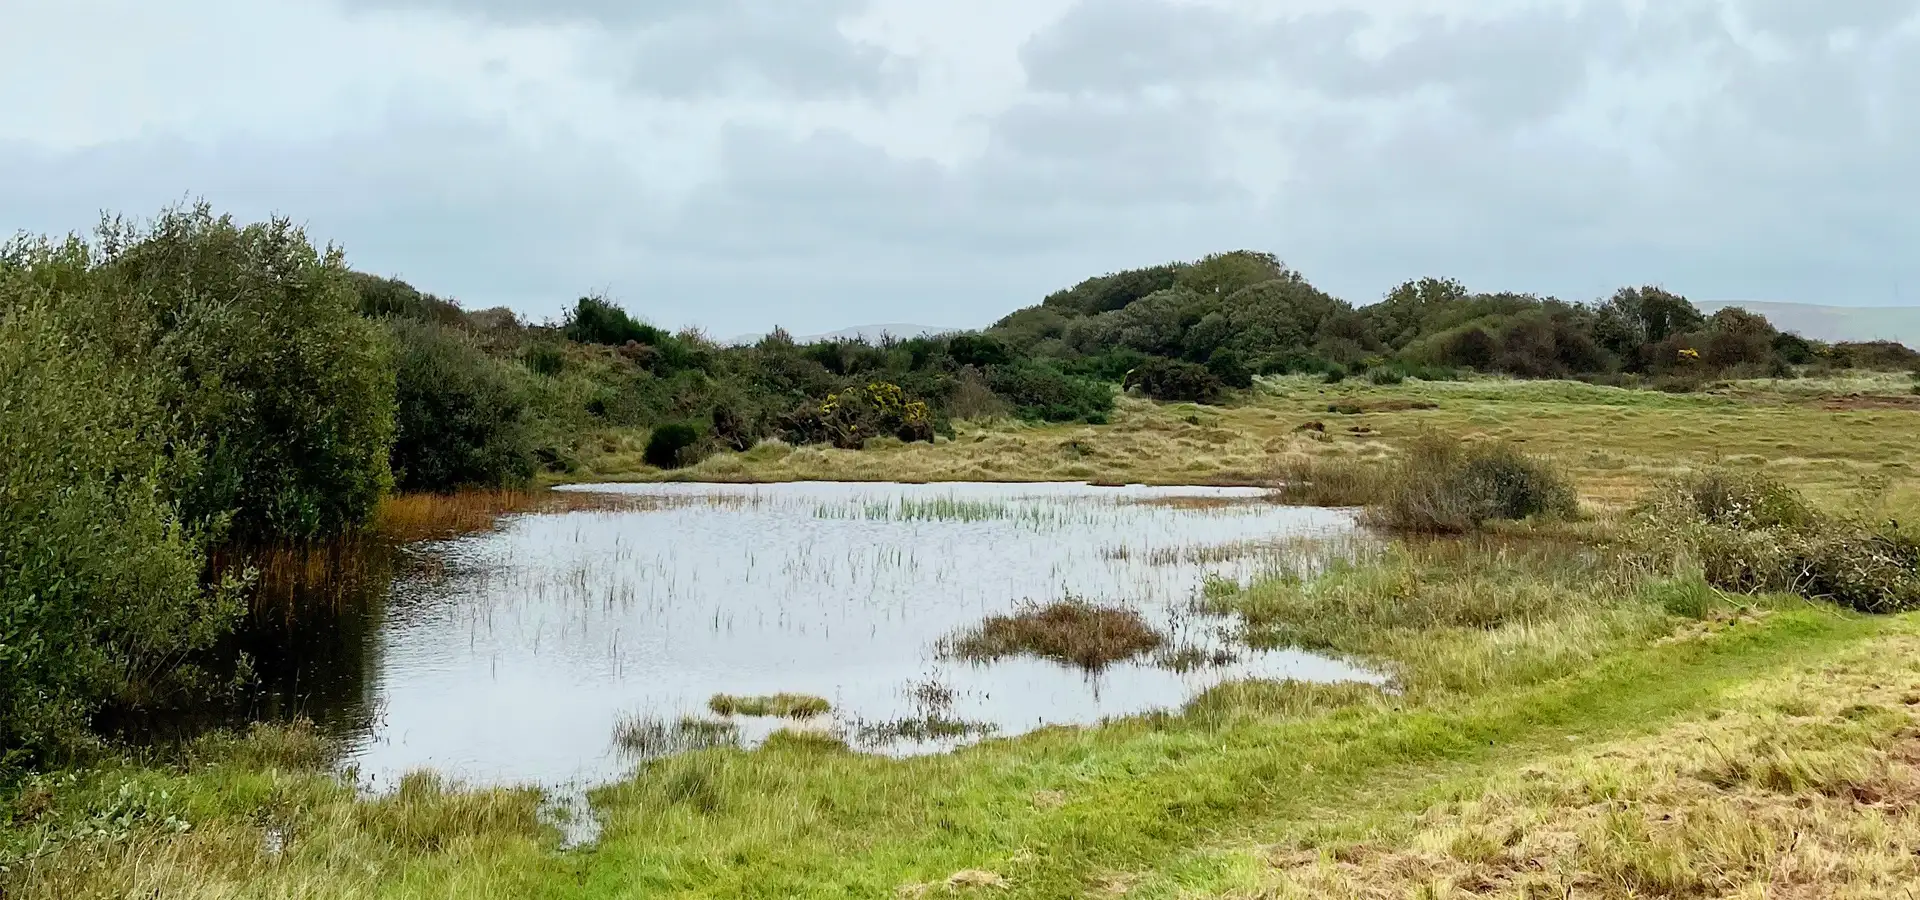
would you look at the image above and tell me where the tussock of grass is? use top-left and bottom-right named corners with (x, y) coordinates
top-left (941, 598), bottom-right (1165, 670)
top-left (707, 693), bottom-right (832, 719)
top-left (759, 730), bottom-right (850, 754)
top-left (1182, 679), bottom-right (1390, 724)
top-left (356, 772), bottom-right (545, 853)
top-left (185, 719), bottom-right (336, 772)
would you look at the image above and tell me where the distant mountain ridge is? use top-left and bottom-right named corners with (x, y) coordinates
top-left (1697, 301), bottom-right (1920, 347)
top-left (725, 323), bottom-right (958, 346)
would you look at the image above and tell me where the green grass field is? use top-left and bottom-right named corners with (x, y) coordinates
top-left (8, 374), bottom-right (1920, 899)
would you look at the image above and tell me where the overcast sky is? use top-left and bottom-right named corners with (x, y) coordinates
top-left (3, 0), bottom-right (1916, 335)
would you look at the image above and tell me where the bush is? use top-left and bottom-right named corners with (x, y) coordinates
top-left (1322, 365), bottom-right (1348, 384)
top-left (1124, 358), bottom-right (1226, 404)
top-left (85, 205), bottom-right (396, 541)
top-left (0, 274), bottom-right (242, 769)
top-left (388, 320), bottom-right (536, 492)
top-left (986, 360), bottom-right (1114, 423)
top-left (1631, 469), bottom-right (1920, 613)
top-left (946, 333), bottom-right (1011, 368)
top-left (522, 342), bottom-right (566, 376)
top-left (644, 423), bottom-right (704, 469)
top-left (1366, 434), bottom-right (1578, 533)
top-left (564, 295), bottom-right (667, 346)
top-left (1206, 349), bottom-right (1255, 389)
top-left (1367, 366), bottom-right (1406, 385)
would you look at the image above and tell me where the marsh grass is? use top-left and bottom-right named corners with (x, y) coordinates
top-left (1200, 539), bottom-right (1728, 698)
top-left (941, 598), bottom-right (1166, 670)
top-left (852, 715), bottom-right (999, 747)
top-left (612, 715), bottom-right (742, 760)
top-left (812, 496), bottom-right (1102, 527)
top-left (707, 693), bottom-right (832, 719)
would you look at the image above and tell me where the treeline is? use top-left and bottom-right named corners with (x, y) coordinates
top-left (988, 251), bottom-right (1920, 401)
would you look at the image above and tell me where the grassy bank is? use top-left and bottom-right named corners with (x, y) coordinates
top-left (566, 372), bottom-right (1920, 513)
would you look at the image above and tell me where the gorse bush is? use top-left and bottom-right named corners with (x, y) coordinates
top-left (388, 320), bottom-right (536, 492)
top-left (780, 382), bottom-right (939, 450)
top-left (1365, 434), bottom-right (1578, 533)
top-left (1631, 469), bottom-right (1920, 613)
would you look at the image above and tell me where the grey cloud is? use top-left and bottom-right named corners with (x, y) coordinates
top-left (336, 0), bottom-right (910, 99)
top-left (330, 0), bottom-right (717, 27)
top-left (621, 1), bottom-right (914, 99)
top-left (1018, 0), bottom-right (1271, 93)
top-left (1021, 1), bottom-right (1634, 127)
top-left (1737, 0), bottom-right (1920, 38)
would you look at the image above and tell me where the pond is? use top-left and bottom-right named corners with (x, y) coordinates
top-left (241, 482), bottom-right (1380, 801)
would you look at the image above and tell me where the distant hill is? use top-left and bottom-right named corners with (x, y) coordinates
top-left (725, 324), bottom-right (959, 346)
top-left (1698, 301), bottom-right (1920, 347)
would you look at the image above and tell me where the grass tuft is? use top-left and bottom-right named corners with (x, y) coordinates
top-left (941, 598), bottom-right (1165, 670)
top-left (707, 693), bottom-right (832, 719)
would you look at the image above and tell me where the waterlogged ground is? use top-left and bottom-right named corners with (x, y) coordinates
top-left (253, 483), bottom-right (1377, 797)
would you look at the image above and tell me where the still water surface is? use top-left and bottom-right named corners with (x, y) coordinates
top-left (250, 482), bottom-right (1378, 794)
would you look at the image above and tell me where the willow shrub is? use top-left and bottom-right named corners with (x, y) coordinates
top-left (91, 205), bottom-right (395, 541)
top-left (388, 319), bottom-right (535, 492)
top-left (0, 276), bottom-right (242, 771)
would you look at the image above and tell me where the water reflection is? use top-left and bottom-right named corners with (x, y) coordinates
top-left (241, 482), bottom-right (1381, 792)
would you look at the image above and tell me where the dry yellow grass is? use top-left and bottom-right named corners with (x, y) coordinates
top-left (1229, 625), bottom-right (1920, 899)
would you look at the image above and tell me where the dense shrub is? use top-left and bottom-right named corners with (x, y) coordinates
top-left (1206, 349), bottom-right (1255, 389)
top-left (522, 342), bottom-right (566, 376)
top-left (1124, 358), bottom-right (1226, 404)
top-left (1365, 434), bottom-right (1578, 533)
top-left (564, 295), bottom-right (667, 346)
top-left (986, 361), bottom-right (1114, 423)
top-left (946, 333), bottom-right (1011, 367)
top-left (349, 272), bottom-right (465, 325)
top-left (88, 206), bottom-right (396, 541)
top-left (644, 423), bottom-right (704, 469)
top-left (1632, 470), bottom-right (1920, 613)
top-left (388, 320), bottom-right (536, 492)
top-left (0, 269), bottom-right (242, 769)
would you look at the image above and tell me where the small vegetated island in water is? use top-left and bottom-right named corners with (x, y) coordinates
top-left (9, 205), bottom-right (1920, 898)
